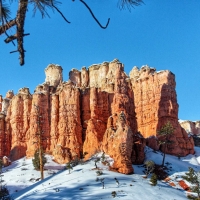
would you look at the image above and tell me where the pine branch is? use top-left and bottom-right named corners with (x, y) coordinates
top-left (0, 19), bottom-right (16, 35)
top-left (4, 33), bottom-right (30, 43)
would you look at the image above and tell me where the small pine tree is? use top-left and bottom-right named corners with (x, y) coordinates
top-left (32, 150), bottom-right (47, 170)
top-left (150, 173), bottom-right (157, 186)
top-left (66, 162), bottom-right (73, 174)
top-left (157, 121), bottom-right (174, 167)
top-left (182, 167), bottom-right (200, 199)
top-left (101, 152), bottom-right (106, 162)
top-left (94, 157), bottom-right (100, 168)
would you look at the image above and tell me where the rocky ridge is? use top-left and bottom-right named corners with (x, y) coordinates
top-left (0, 60), bottom-right (194, 174)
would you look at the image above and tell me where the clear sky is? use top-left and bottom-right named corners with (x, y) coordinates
top-left (0, 0), bottom-right (200, 121)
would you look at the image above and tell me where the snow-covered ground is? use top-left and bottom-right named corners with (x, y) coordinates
top-left (3, 147), bottom-right (200, 200)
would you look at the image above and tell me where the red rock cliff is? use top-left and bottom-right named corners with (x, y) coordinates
top-left (0, 60), bottom-right (194, 174)
top-left (130, 66), bottom-right (194, 155)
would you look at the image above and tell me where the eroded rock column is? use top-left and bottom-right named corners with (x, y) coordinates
top-left (52, 82), bottom-right (82, 163)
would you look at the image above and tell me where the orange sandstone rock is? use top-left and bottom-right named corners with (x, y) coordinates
top-left (130, 66), bottom-right (194, 156)
top-left (178, 180), bottom-right (190, 190)
top-left (52, 81), bottom-right (82, 163)
top-left (9, 88), bottom-right (32, 160)
top-left (102, 112), bottom-right (134, 174)
top-left (26, 84), bottom-right (50, 158)
top-left (0, 60), bottom-right (194, 175)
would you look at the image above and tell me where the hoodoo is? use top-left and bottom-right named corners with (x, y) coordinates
top-left (0, 60), bottom-right (194, 174)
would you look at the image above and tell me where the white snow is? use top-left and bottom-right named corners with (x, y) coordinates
top-left (3, 148), bottom-right (200, 199)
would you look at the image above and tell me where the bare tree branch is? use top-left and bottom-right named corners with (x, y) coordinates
top-left (50, 1), bottom-right (70, 23)
top-left (79, 0), bottom-right (110, 29)
top-left (10, 50), bottom-right (18, 54)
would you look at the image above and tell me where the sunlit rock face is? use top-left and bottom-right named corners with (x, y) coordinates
top-left (7, 88), bottom-right (32, 160)
top-left (130, 66), bottom-right (194, 156)
top-left (26, 83), bottom-right (50, 158)
top-left (180, 120), bottom-right (200, 135)
top-left (45, 64), bottom-right (63, 88)
top-left (52, 81), bottom-right (82, 164)
top-left (0, 60), bottom-right (194, 174)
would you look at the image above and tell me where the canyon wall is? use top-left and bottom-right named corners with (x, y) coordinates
top-left (0, 60), bottom-right (194, 174)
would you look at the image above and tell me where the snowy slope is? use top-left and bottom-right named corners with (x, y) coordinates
top-left (3, 147), bottom-right (200, 200)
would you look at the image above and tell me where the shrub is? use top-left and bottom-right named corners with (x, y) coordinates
top-left (0, 185), bottom-right (13, 199)
top-left (150, 173), bottom-right (157, 186)
top-left (96, 170), bottom-right (103, 176)
top-left (144, 160), bottom-right (155, 177)
top-left (111, 191), bottom-right (117, 198)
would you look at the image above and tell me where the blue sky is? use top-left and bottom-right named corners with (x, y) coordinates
top-left (0, 0), bottom-right (200, 120)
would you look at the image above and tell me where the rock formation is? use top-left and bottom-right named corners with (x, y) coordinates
top-left (180, 120), bottom-right (200, 135)
top-left (8, 88), bottom-right (31, 160)
top-left (0, 59), bottom-right (194, 174)
top-left (129, 66), bottom-right (194, 156)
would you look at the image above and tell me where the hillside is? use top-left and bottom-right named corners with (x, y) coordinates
top-left (2, 146), bottom-right (200, 200)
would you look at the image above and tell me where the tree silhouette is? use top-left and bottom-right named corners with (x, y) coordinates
top-left (0, 0), bottom-right (143, 65)
top-left (157, 121), bottom-right (174, 167)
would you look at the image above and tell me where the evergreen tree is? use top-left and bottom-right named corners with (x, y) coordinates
top-left (94, 157), bottom-right (100, 169)
top-left (66, 162), bottom-right (73, 174)
top-left (150, 173), bottom-right (157, 186)
top-left (32, 150), bottom-right (47, 171)
top-left (182, 167), bottom-right (200, 199)
top-left (157, 121), bottom-right (174, 167)
top-left (101, 152), bottom-right (106, 162)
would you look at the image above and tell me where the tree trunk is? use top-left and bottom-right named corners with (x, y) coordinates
top-left (162, 144), bottom-right (167, 167)
top-left (35, 105), bottom-right (44, 180)
top-left (38, 115), bottom-right (44, 180)
top-left (16, 0), bottom-right (28, 65)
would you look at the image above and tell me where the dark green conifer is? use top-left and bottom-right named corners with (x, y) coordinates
top-left (32, 150), bottom-right (47, 171)
top-left (66, 162), bottom-right (73, 174)
top-left (182, 167), bottom-right (200, 199)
